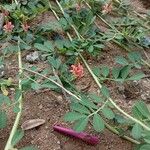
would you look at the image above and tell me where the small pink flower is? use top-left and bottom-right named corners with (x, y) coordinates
top-left (70, 63), bottom-right (84, 78)
top-left (21, 23), bottom-right (30, 32)
top-left (75, 4), bottom-right (81, 12)
top-left (3, 21), bottom-right (14, 33)
top-left (102, 2), bottom-right (112, 14)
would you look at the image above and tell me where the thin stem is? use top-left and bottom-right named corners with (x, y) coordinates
top-left (79, 53), bottom-right (150, 131)
top-left (23, 67), bottom-right (81, 101)
top-left (4, 40), bottom-right (23, 150)
top-left (104, 122), bottom-right (141, 144)
top-left (55, 0), bottom-right (83, 40)
top-left (49, 1), bottom-right (73, 42)
top-left (142, 59), bottom-right (150, 68)
top-left (88, 100), bottom-right (109, 117)
top-left (52, 67), bottom-right (69, 101)
top-left (14, 0), bottom-right (18, 5)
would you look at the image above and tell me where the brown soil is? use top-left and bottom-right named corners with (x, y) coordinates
top-left (0, 0), bottom-right (150, 150)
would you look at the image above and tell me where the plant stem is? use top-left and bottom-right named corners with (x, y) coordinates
top-left (142, 59), bottom-right (150, 68)
top-left (14, 0), bottom-right (18, 5)
top-left (4, 40), bottom-right (23, 150)
top-left (104, 122), bottom-right (140, 144)
top-left (23, 68), bottom-right (81, 101)
top-left (55, 0), bottom-right (83, 40)
top-left (79, 53), bottom-right (150, 131)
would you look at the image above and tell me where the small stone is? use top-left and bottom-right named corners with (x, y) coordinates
top-left (57, 96), bottom-right (63, 102)
top-left (57, 141), bottom-right (60, 144)
top-left (141, 93), bottom-right (150, 100)
top-left (26, 51), bottom-right (39, 63)
top-left (117, 85), bottom-right (125, 93)
top-left (0, 64), bottom-right (5, 78)
top-left (39, 104), bottom-right (43, 109)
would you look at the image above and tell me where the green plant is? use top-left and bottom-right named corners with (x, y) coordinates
top-left (0, 0), bottom-right (150, 150)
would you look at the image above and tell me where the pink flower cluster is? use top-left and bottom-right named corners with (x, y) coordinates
top-left (21, 23), bottom-right (30, 32)
top-left (3, 22), bottom-right (30, 33)
top-left (102, 2), bottom-right (112, 14)
top-left (3, 22), bottom-right (14, 33)
top-left (70, 63), bottom-right (84, 78)
top-left (2, 10), bottom-right (30, 33)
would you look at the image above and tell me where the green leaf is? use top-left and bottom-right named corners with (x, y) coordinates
top-left (133, 101), bottom-right (150, 119)
top-left (31, 83), bottom-right (41, 90)
top-left (70, 102), bottom-right (91, 114)
top-left (115, 56), bottom-right (129, 65)
top-left (59, 18), bottom-right (69, 30)
top-left (12, 129), bottom-right (24, 146)
top-left (73, 117), bottom-right (88, 132)
top-left (93, 114), bottom-right (105, 132)
top-left (128, 73), bottom-right (145, 80)
top-left (132, 106), bottom-right (144, 120)
top-left (92, 67), bottom-right (100, 76)
top-left (88, 45), bottom-right (94, 52)
top-left (144, 134), bottom-right (150, 144)
top-left (55, 39), bottom-right (64, 49)
top-left (101, 66), bottom-right (109, 77)
top-left (94, 44), bottom-right (104, 49)
top-left (14, 89), bottom-right (22, 101)
top-left (89, 93), bottom-right (104, 103)
top-left (13, 104), bottom-right (20, 113)
top-left (48, 57), bottom-right (61, 69)
top-left (120, 66), bottom-right (131, 79)
top-left (20, 146), bottom-right (38, 150)
top-left (131, 123), bottom-right (142, 139)
top-left (0, 94), bottom-right (11, 106)
top-left (139, 144), bottom-right (150, 150)
top-left (64, 112), bottom-right (87, 122)
top-left (101, 86), bottom-right (110, 98)
top-left (34, 43), bottom-right (50, 52)
top-left (112, 68), bottom-right (121, 79)
top-left (80, 97), bottom-right (98, 109)
top-left (41, 83), bottom-right (58, 89)
top-left (114, 114), bottom-right (127, 124)
top-left (44, 41), bottom-right (54, 51)
top-left (102, 107), bottom-right (115, 119)
top-left (0, 111), bottom-right (7, 128)
top-left (128, 52), bottom-right (142, 63)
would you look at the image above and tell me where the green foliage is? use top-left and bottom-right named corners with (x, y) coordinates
top-left (131, 123), bottom-right (142, 140)
top-left (12, 129), bottom-right (24, 146)
top-left (93, 114), bottom-right (105, 132)
top-left (0, 0), bottom-right (150, 149)
top-left (0, 110), bottom-right (7, 129)
top-left (73, 117), bottom-right (88, 132)
top-left (132, 101), bottom-right (150, 120)
top-left (34, 41), bottom-right (54, 53)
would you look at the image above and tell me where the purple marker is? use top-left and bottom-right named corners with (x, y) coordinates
top-left (53, 125), bottom-right (99, 145)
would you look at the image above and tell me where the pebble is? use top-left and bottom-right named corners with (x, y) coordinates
top-left (26, 51), bottom-right (39, 63)
top-left (39, 104), bottom-right (43, 109)
top-left (57, 95), bottom-right (63, 102)
top-left (0, 64), bottom-right (5, 78)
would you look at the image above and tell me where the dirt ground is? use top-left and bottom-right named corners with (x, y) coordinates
top-left (0, 0), bottom-right (150, 150)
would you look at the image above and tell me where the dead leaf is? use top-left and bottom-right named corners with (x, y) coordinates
top-left (21, 119), bottom-right (45, 130)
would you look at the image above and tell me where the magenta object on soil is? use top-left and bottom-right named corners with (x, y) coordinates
top-left (53, 125), bottom-right (99, 145)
